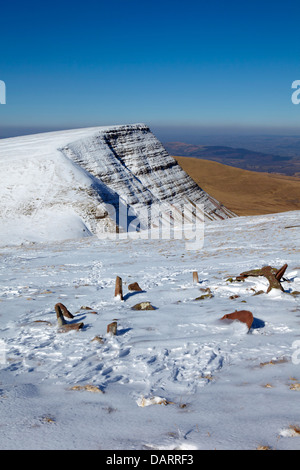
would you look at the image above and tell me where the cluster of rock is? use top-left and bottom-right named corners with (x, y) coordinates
top-left (53, 263), bottom-right (291, 335)
top-left (193, 263), bottom-right (291, 331)
top-left (51, 275), bottom-right (155, 337)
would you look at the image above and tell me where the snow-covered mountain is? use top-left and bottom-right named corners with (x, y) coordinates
top-left (1, 124), bottom-right (299, 451)
top-left (0, 124), bottom-right (235, 246)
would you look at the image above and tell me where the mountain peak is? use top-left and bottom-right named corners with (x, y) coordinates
top-left (0, 124), bottom-right (236, 245)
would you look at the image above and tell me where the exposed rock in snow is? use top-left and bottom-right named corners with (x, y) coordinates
top-left (60, 123), bottom-right (236, 230)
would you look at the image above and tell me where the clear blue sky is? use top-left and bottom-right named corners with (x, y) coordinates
top-left (1, 0), bottom-right (300, 138)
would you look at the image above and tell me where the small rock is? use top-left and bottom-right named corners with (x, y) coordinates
top-left (80, 307), bottom-right (97, 314)
top-left (128, 282), bottom-right (143, 292)
top-left (252, 290), bottom-right (265, 296)
top-left (70, 384), bottom-right (103, 393)
top-left (107, 321), bottom-right (117, 335)
top-left (58, 322), bottom-right (84, 333)
top-left (131, 302), bottom-right (155, 310)
top-left (91, 335), bottom-right (104, 344)
top-left (195, 293), bottom-right (213, 300)
top-left (136, 396), bottom-right (174, 407)
top-left (259, 357), bottom-right (288, 367)
top-left (33, 320), bottom-right (52, 326)
top-left (290, 383), bottom-right (300, 391)
top-left (41, 415), bottom-right (56, 423)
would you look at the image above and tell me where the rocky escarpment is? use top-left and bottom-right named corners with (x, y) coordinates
top-left (0, 123), bottom-right (236, 245)
top-left (60, 124), bottom-right (236, 232)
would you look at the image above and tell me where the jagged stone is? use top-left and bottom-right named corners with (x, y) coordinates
top-left (220, 310), bottom-right (254, 330)
top-left (236, 264), bottom-right (288, 293)
top-left (55, 303), bottom-right (74, 319)
top-left (275, 263), bottom-right (288, 281)
top-left (55, 303), bottom-right (84, 331)
top-left (128, 282), bottom-right (143, 292)
top-left (107, 321), bottom-right (117, 335)
top-left (115, 276), bottom-right (123, 300)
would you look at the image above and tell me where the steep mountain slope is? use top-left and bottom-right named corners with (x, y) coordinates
top-left (0, 124), bottom-right (235, 245)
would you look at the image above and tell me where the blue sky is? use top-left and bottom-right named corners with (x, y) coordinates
top-left (1, 0), bottom-right (300, 138)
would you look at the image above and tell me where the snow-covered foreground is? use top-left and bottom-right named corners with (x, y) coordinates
top-left (0, 210), bottom-right (299, 450)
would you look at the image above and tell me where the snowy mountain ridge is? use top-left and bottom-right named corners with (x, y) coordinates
top-left (0, 124), bottom-right (235, 246)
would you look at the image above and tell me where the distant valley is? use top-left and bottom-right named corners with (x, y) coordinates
top-left (164, 141), bottom-right (300, 176)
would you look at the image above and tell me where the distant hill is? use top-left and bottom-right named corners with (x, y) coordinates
top-left (165, 142), bottom-right (300, 176)
top-left (174, 156), bottom-right (300, 216)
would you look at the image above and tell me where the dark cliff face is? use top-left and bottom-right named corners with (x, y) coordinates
top-left (61, 123), bottom-right (236, 230)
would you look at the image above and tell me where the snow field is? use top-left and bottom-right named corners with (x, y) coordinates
top-left (0, 211), bottom-right (299, 449)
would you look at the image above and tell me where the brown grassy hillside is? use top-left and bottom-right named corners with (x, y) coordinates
top-left (174, 157), bottom-right (300, 216)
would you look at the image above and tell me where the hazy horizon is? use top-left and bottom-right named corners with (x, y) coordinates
top-left (2, 122), bottom-right (300, 138)
top-left (2, 124), bottom-right (300, 158)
